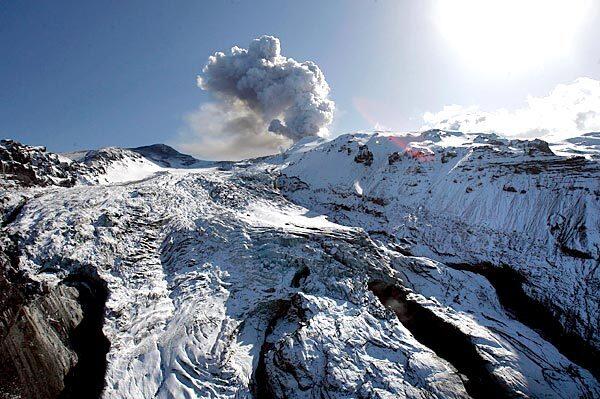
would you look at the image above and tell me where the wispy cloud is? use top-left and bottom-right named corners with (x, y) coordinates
top-left (422, 77), bottom-right (600, 140)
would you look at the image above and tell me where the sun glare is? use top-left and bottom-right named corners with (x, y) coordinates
top-left (435, 0), bottom-right (591, 73)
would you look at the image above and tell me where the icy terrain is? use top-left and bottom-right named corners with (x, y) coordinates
top-left (0, 133), bottom-right (599, 398)
top-left (278, 131), bottom-right (600, 355)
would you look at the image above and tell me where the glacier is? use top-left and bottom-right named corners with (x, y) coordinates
top-left (0, 131), bottom-right (599, 398)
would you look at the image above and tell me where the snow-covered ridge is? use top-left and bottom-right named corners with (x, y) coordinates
top-left (130, 144), bottom-right (208, 168)
top-left (1, 132), bottom-right (599, 398)
top-left (554, 132), bottom-right (600, 158)
top-left (278, 129), bottom-right (600, 359)
top-left (61, 144), bottom-right (210, 185)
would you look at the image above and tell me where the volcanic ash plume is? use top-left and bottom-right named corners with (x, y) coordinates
top-left (198, 35), bottom-right (335, 141)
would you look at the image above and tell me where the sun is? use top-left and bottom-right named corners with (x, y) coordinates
top-left (434, 0), bottom-right (591, 73)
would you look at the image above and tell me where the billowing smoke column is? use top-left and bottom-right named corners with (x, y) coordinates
top-left (197, 35), bottom-right (335, 141)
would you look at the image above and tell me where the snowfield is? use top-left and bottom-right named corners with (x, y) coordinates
top-left (0, 131), bottom-right (599, 398)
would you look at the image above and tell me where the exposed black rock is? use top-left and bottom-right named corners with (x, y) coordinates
top-left (0, 231), bottom-right (110, 399)
top-left (388, 151), bottom-right (401, 165)
top-left (251, 300), bottom-right (292, 399)
top-left (368, 280), bottom-right (510, 399)
top-left (0, 139), bottom-right (79, 187)
top-left (354, 145), bottom-right (373, 166)
top-left (447, 263), bottom-right (600, 380)
top-left (274, 175), bottom-right (309, 192)
top-left (290, 266), bottom-right (310, 288)
top-left (59, 274), bottom-right (110, 399)
top-left (0, 234), bottom-right (78, 399)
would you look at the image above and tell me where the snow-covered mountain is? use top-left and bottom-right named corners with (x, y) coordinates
top-left (278, 130), bottom-right (600, 356)
top-left (0, 132), bottom-right (599, 399)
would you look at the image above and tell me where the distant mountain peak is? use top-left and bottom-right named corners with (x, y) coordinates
top-left (130, 143), bottom-right (202, 167)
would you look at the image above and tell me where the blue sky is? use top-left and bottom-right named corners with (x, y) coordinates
top-left (1, 0), bottom-right (599, 155)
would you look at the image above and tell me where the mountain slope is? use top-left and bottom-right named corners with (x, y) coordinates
top-left (277, 130), bottom-right (600, 360)
top-left (1, 134), bottom-right (599, 398)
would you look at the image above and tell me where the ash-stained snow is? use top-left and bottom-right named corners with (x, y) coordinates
top-left (1, 134), bottom-right (599, 398)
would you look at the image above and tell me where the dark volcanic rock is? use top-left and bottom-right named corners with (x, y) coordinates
top-left (0, 235), bottom-right (109, 399)
top-left (354, 145), bottom-right (373, 166)
top-left (0, 234), bottom-right (79, 399)
top-left (388, 151), bottom-right (402, 165)
top-left (0, 140), bottom-right (79, 188)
